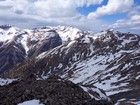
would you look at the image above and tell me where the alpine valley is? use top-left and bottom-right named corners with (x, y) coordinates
top-left (0, 25), bottom-right (140, 105)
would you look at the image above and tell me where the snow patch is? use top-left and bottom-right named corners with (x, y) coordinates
top-left (36, 52), bottom-right (47, 60)
top-left (80, 85), bottom-right (109, 101)
top-left (0, 27), bottom-right (17, 42)
top-left (20, 34), bottom-right (29, 54)
top-left (17, 100), bottom-right (44, 105)
top-left (54, 26), bottom-right (82, 43)
top-left (115, 98), bottom-right (140, 105)
top-left (67, 40), bottom-right (76, 47)
top-left (0, 78), bottom-right (17, 86)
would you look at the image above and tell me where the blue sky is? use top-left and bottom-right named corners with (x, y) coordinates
top-left (0, 0), bottom-right (140, 34)
top-left (77, 0), bottom-right (108, 16)
top-left (77, 0), bottom-right (127, 21)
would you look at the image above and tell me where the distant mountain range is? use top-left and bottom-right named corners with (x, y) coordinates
top-left (0, 25), bottom-right (140, 105)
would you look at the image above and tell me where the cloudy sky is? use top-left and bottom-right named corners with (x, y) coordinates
top-left (0, 0), bottom-right (140, 33)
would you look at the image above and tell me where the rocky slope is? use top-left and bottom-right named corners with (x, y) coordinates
top-left (0, 25), bottom-right (140, 104)
top-left (0, 75), bottom-right (112, 105)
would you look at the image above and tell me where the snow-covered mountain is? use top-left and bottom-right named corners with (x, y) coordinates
top-left (0, 25), bottom-right (87, 72)
top-left (0, 25), bottom-right (140, 105)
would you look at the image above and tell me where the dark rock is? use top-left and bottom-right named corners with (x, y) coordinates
top-left (0, 77), bottom-right (112, 105)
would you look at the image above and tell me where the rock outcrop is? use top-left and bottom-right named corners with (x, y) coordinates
top-left (0, 76), bottom-right (112, 105)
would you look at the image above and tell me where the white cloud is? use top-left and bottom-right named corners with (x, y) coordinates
top-left (131, 14), bottom-right (140, 20)
top-left (88, 0), bottom-right (134, 19)
top-left (109, 14), bottom-right (140, 33)
top-left (107, 3), bottom-right (140, 34)
top-left (0, 0), bottom-right (104, 18)
top-left (0, 0), bottom-right (139, 34)
top-left (73, 0), bottom-right (104, 7)
top-left (0, 11), bottom-right (106, 33)
top-left (32, 0), bottom-right (103, 18)
top-left (0, 0), bottom-right (107, 32)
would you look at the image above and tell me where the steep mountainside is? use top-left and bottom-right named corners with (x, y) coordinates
top-left (0, 25), bottom-right (140, 104)
top-left (0, 25), bottom-right (86, 72)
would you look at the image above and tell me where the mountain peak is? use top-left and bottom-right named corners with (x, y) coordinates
top-left (0, 24), bottom-right (12, 29)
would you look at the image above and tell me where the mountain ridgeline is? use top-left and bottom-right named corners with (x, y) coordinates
top-left (0, 25), bottom-right (140, 105)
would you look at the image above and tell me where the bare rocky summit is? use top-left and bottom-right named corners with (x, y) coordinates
top-left (0, 75), bottom-right (112, 105)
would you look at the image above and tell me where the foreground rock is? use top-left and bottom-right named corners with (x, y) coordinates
top-left (0, 76), bottom-right (112, 105)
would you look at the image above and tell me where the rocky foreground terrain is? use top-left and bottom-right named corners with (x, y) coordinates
top-left (0, 25), bottom-right (140, 105)
top-left (0, 75), bottom-right (112, 105)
